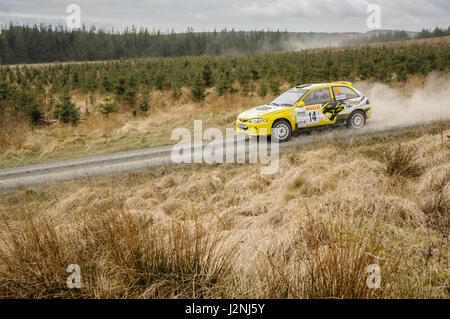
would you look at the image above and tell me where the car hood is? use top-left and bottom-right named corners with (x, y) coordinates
top-left (238, 104), bottom-right (288, 119)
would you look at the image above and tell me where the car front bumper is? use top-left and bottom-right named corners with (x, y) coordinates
top-left (235, 120), bottom-right (272, 136)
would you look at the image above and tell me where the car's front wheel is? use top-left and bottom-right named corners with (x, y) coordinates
top-left (347, 110), bottom-right (366, 129)
top-left (271, 120), bottom-right (291, 143)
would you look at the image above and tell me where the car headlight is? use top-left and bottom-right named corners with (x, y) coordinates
top-left (248, 118), bottom-right (268, 123)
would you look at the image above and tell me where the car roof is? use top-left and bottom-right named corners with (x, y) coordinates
top-left (295, 82), bottom-right (353, 90)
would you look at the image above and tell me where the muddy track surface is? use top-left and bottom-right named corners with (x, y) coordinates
top-left (0, 122), bottom-right (438, 189)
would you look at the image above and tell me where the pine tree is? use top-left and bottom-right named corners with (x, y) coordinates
top-left (269, 78), bottom-right (280, 96)
top-left (202, 63), bottom-right (214, 87)
top-left (98, 97), bottom-right (117, 117)
top-left (17, 89), bottom-right (43, 124)
top-left (25, 99), bottom-right (43, 124)
top-left (237, 66), bottom-right (251, 96)
top-left (138, 96), bottom-right (150, 114)
top-left (190, 74), bottom-right (206, 102)
top-left (216, 70), bottom-right (232, 96)
top-left (0, 82), bottom-right (9, 112)
top-left (258, 81), bottom-right (268, 97)
top-left (54, 91), bottom-right (80, 125)
top-left (155, 73), bottom-right (166, 90)
top-left (172, 85), bottom-right (182, 101)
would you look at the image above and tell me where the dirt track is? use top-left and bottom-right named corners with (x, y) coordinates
top-left (0, 121), bottom-right (443, 189)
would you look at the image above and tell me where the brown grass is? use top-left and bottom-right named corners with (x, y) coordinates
top-left (0, 126), bottom-right (448, 298)
top-left (0, 114), bottom-right (29, 153)
top-left (0, 87), bottom-right (278, 168)
top-left (0, 212), bottom-right (235, 298)
top-left (382, 144), bottom-right (422, 177)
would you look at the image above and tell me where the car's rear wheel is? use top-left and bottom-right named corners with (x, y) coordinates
top-left (347, 110), bottom-right (366, 129)
top-left (271, 120), bottom-right (291, 143)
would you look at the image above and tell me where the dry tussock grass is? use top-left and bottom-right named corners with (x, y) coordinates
top-left (253, 210), bottom-right (393, 298)
top-left (0, 212), bottom-right (236, 298)
top-left (382, 143), bottom-right (422, 177)
top-left (0, 114), bottom-right (29, 155)
top-left (0, 127), bottom-right (448, 298)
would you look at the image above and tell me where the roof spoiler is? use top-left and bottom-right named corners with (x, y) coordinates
top-left (295, 84), bottom-right (310, 88)
top-left (332, 81), bottom-right (353, 86)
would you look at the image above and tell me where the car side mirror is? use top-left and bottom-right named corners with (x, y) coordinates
top-left (296, 101), bottom-right (305, 107)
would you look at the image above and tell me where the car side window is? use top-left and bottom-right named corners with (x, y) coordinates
top-left (302, 88), bottom-right (331, 106)
top-left (333, 86), bottom-right (359, 100)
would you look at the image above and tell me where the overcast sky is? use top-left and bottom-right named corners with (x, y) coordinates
top-left (0, 0), bottom-right (448, 33)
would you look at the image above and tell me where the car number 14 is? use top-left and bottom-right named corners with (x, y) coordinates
top-left (308, 111), bottom-right (319, 124)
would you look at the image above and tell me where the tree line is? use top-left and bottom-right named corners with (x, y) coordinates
top-left (416, 27), bottom-right (450, 39)
top-left (1, 24), bottom-right (448, 66)
top-left (344, 27), bottom-right (450, 46)
top-left (0, 25), bottom-right (310, 65)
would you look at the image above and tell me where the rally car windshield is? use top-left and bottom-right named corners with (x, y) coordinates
top-left (270, 89), bottom-right (308, 106)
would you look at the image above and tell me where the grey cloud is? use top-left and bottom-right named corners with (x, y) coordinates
top-left (0, 0), bottom-right (448, 32)
top-left (0, 2), bottom-right (12, 13)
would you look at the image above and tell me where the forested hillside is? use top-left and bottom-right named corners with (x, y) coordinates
top-left (0, 24), bottom-right (448, 65)
top-left (345, 27), bottom-right (450, 46)
top-left (0, 25), bottom-right (348, 64)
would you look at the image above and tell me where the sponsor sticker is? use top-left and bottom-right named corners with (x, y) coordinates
top-left (305, 105), bottom-right (321, 111)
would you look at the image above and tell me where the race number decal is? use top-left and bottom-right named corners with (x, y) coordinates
top-left (305, 105), bottom-right (321, 125)
top-left (308, 111), bottom-right (319, 124)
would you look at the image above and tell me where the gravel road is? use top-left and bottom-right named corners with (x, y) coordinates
top-left (0, 123), bottom-right (436, 189)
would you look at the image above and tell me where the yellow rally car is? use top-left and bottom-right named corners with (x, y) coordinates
top-left (236, 82), bottom-right (371, 142)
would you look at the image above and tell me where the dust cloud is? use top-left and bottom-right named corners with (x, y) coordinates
top-left (355, 73), bottom-right (450, 130)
